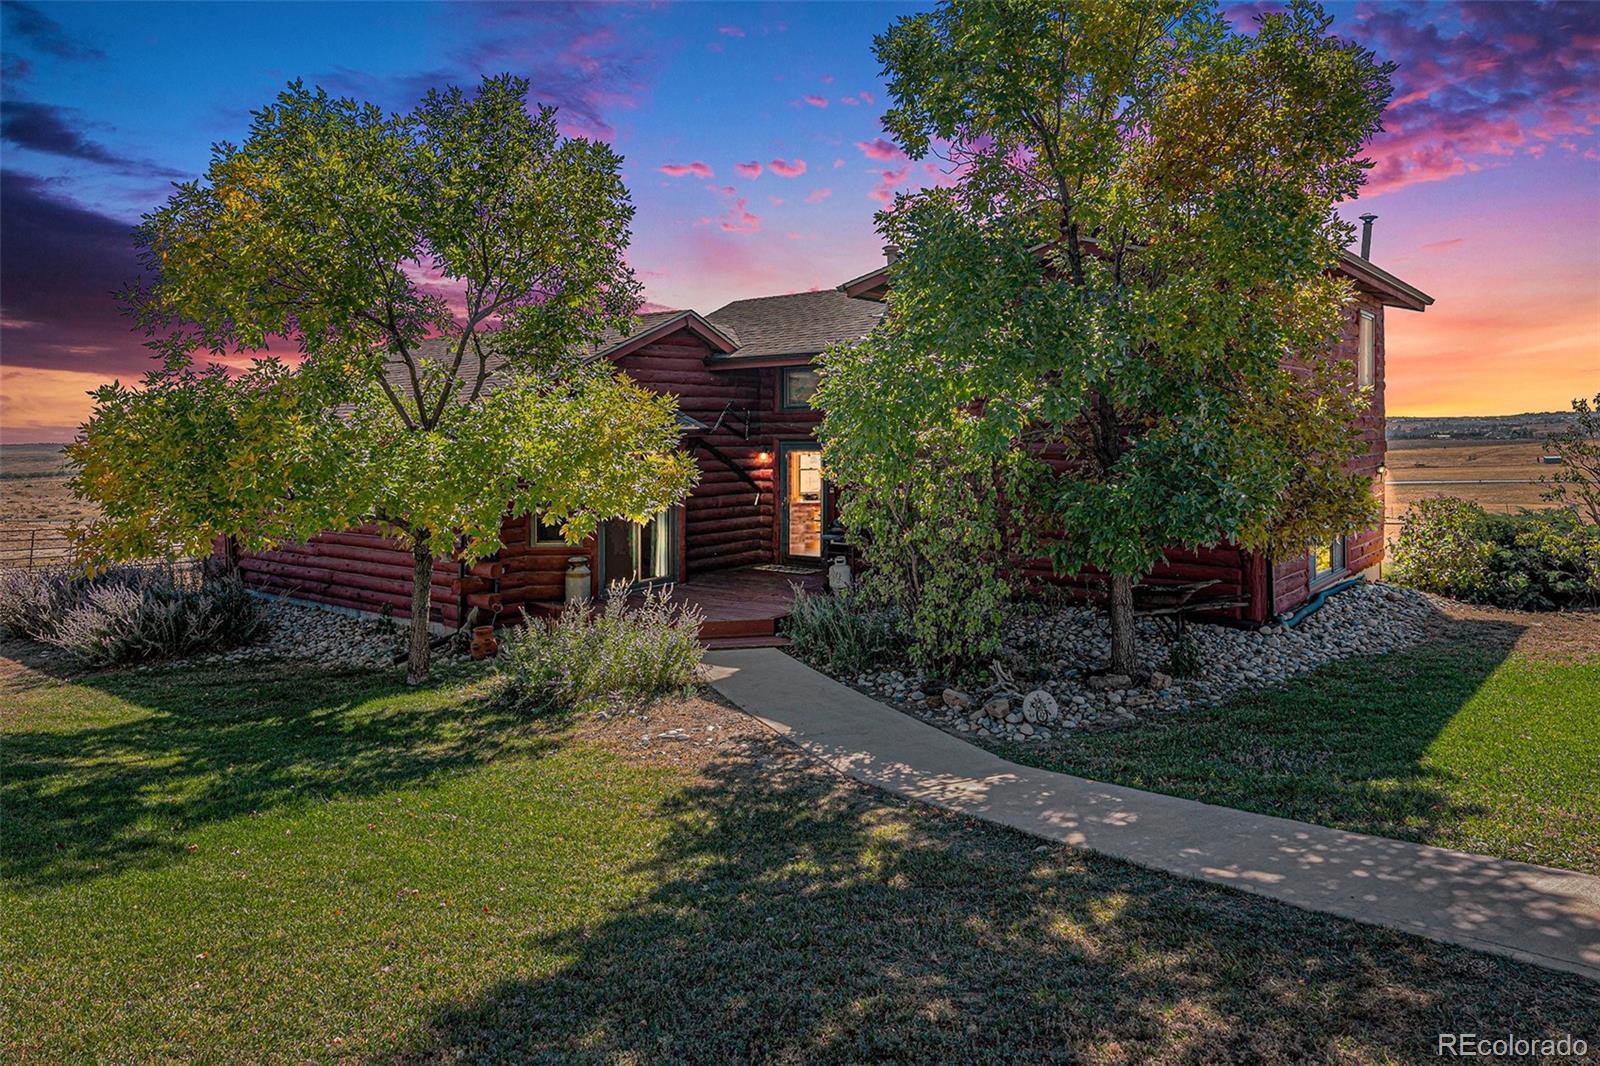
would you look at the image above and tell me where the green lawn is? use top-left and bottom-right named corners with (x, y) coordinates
top-left (1000, 641), bottom-right (1600, 873)
top-left (3, 649), bottom-right (1596, 1062)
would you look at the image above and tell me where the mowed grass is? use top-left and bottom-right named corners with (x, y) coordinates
top-left (3, 650), bottom-right (1597, 1062)
top-left (1000, 641), bottom-right (1600, 874)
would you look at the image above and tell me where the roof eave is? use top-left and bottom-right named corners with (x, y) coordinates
top-left (705, 350), bottom-right (828, 369)
top-left (1335, 251), bottom-right (1434, 312)
top-left (594, 310), bottom-right (741, 361)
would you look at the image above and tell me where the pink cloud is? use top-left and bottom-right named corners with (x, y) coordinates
top-left (856, 138), bottom-right (905, 162)
top-left (1421, 237), bottom-right (1466, 252)
top-left (786, 231), bottom-right (809, 241)
top-left (718, 197), bottom-right (760, 233)
top-left (770, 158), bottom-right (807, 177)
top-left (805, 187), bottom-right (832, 204)
top-left (869, 165), bottom-right (913, 205)
top-left (1351, 3), bottom-right (1600, 196)
top-left (718, 25), bottom-right (745, 37)
top-left (734, 160), bottom-right (763, 178)
top-left (819, 74), bottom-right (834, 84)
top-left (839, 96), bottom-right (860, 106)
top-left (801, 94), bottom-right (828, 108)
top-left (833, 158), bottom-right (844, 168)
top-left (859, 90), bottom-right (874, 105)
top-left (660, 161), bottom-right (714, 178)
top-left (768, 195), bottom-right (785, 205)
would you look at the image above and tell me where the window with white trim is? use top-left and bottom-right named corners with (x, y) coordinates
top-left (1357, 311), bottom-right (1376, 388)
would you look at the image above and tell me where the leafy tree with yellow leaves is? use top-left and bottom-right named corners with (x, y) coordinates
top-left (71, 75), bottom-right (696, 682)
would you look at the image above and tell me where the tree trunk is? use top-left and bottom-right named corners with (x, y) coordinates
top-left (1107, 573), bottom-right (1137, 678)
top-left (406, 536), bottom-right (433, 685)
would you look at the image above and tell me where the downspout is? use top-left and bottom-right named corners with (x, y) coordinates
top-left (1278, 576), bottom-right (1363, 629)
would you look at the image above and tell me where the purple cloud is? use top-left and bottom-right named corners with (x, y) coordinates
top-left (734, 160), bottom-right (763, 178)
top-left (1, 101), bottom-right (184, 178)
top-left (769, 158), bottom-right (806, 177)
top-left (3, 3), bottom-right (105, 61)
top-left (0, 170), bottom-right (145, 377)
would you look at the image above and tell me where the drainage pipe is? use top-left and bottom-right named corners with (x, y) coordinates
top-left (1278, 576), bottom-right (1364, 629)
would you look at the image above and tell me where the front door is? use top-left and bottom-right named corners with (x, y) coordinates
top-left (779, 443), bottom-right (826, 562)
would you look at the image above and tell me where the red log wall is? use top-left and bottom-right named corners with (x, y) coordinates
top-left (615, 338), bottom-right (771, 573)
top-left (1270, 294), bottom-right (1387, 616)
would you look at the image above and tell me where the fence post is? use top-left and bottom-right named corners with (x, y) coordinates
top-left (28, 528), bottom-right (36, 569)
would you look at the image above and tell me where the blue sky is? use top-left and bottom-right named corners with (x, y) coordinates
top-left (3, 1), bottom-right (1598, 439)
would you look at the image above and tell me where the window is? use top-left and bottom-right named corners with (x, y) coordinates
top-left (530, 513), bottom-right (568, 547)
top-left (1310, 536), bottom-right (1347, 586)
top-left (781, 366), bottom-right (820, 410)
top-left (599, 511), bottom-right (675, 588)
top-left (1357, 311), bottom-right (1376, 388)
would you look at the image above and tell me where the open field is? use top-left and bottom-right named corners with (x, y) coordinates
top-left (1384, 438), bottom-right (1564, 524)
top-left (0, 444), bottom-right (92, 531)
top-left (4, 648), bottom-right (1596, 1062)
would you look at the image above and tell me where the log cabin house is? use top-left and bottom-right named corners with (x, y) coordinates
top-left (225, 244), bottom-right (1431, 643)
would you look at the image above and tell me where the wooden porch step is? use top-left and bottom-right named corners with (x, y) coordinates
top-left (704, 634), bottom-right (792, 650)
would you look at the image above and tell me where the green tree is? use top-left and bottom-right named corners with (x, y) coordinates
top-left (823, 0), bottom-right (1389, 675)
top-left (1540, 393), bottom-right (1600, 525)
top-left (72, 75), bottom-right (697, 683)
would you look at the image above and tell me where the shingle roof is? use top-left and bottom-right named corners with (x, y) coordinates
top-left (705, 290), bottom-right (884, 361)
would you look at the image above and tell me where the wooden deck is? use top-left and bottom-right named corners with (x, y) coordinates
top-left (526, 565), bottom-right (825, 647)
top-left (648, 566), bottom-right (825, 645)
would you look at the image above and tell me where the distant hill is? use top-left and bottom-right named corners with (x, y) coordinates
top-left (0, 443), bottom-right (72, 480)
top-left (1387, 412), bottom-right (1576, 441)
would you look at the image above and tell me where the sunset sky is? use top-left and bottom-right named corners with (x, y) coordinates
top-left (2, 1), bottom-right (1596, 443)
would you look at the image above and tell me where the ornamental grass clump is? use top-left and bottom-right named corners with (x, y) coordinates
top-left (782, 585), bottom-right (907, 675)
top-left (496, 583), bottom-right (704, 713)
top-left (0, 560), bottom-right (264, 665)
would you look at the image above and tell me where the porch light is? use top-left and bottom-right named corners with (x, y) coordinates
top-left (757, 451), bottom-right (771, 464)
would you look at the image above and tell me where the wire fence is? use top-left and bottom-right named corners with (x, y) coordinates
top-left (0, 526), bottom-right (205, 573)
top-left (0, 526), bottom-right (79, 570)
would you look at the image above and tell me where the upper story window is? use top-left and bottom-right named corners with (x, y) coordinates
top-left (781, 366), bottom-right (821, 410)
top-left (1357, 311), bottom-right (1376, 388)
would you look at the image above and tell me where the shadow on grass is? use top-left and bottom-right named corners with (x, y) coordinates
top-left (2, 651), bottom-right (544, 888)
top-left (997, 615), bottom-right (1533, 849)
top-left (392, 746), bottom-right (1597, 1064)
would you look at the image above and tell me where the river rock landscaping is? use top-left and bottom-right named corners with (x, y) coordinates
top-left (187, 598), bottom-right (473, 671)
top-left (820, 582), bottom-right (1447, 743)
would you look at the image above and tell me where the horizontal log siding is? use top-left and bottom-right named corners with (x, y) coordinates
top-left (1270, 295), bottom-right (1387, 616)
top-left (231, 524), bottom-right (466, 625)
top-left (616, 339), bottom-right (771, 574)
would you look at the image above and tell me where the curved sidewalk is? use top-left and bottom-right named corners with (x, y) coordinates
top-left (704, 648), bottom-right (1600, 982)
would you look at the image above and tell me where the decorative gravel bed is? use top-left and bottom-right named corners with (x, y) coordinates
top-left (189, 598), bottom-right (474, 671)
top-left (817, 582), bottom-right (1448, 744)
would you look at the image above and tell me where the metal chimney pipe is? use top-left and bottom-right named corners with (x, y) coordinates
top-left (1358, 213), bottom-right (1378, 260)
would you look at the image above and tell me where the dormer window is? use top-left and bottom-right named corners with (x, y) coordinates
top-left (1358, 311), bottom-right (1376, 387)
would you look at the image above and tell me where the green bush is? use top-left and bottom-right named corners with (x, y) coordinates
top-left (782, 586), bottom-right (906, 674)
top-left (1480, 509), bottom-right (1600, 610)
top-left (1390, 497), bottom-right (1599, 610)
top-left (496, 583), bottom-right (704, 713)
top-left (0, 561), bottom-right (265, 664)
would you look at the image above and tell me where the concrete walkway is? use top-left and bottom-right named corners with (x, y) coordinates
top-left (705, 648), bottom-right (1600, 982)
